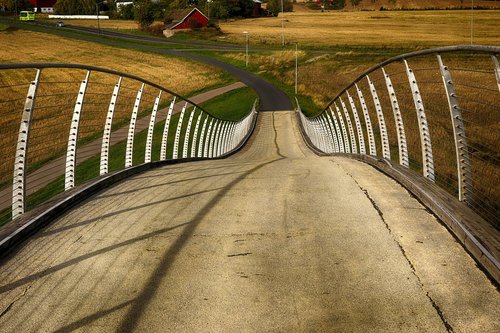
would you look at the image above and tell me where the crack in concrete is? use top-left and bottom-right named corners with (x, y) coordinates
top-left (343, 168), bottom-right (455, 333)
top-left (227, 252), bottom-right (252, 258)
top-left (0, 285), bottom-right (31, 319)
top-left (272, 113), bottom-right (286, 158)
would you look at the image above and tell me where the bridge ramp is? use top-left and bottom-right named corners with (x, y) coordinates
top-left (0, 112), bottom-right (498, 332)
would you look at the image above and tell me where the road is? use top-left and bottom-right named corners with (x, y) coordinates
top-left (7, 20), bottom-right (294, 111)
top-left (0, 112), bottom-right (497, 332)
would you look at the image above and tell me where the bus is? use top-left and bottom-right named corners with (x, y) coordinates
top-left (19, 11), bottom-right (36, 21)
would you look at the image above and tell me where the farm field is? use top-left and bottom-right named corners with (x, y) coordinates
top-left (220, 9), bottom-right (500, 47)
top-left (340, 0), bottom-right (500, 10)
top-left (0, 30), bottom-right (230, 93)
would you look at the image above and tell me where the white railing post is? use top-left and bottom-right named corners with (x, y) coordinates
top-left (191, 111), bottom-right (202, 158)
top-left (438, 55), bottom-right (472, 202)
top-left (12, 69), bottom-right (41, 219)
top-left (334, 102), bottom-right (351, 153)
top-left (100, 77), bottom-right (122, 175)
top-left (65, 70), bottom-right (91, 190)
top-left (367, 75), bottom-right (391, 160)
top-left (125, 83), bottom-right (144, 168)
top-left (355, 83), bottom-right (376, 156)
top-left (209, 120), bottom-right (220, 158)
top-left (493, 55), bottom-right (500, 94)
top-left (204, 119), bottom-right (214, 158)
top-left (182, 107), bottom-right (196, 159)
top-left (347, 90), bottom-right (366, 155)
top-left (325, 111), bottom-right (339, 153)
top-left (172, 102), bottom-right (187, 160)
top-left (160, 97), bottom-right (176, 161)
top-left (382, 68), bottom-right (408, 167)
top-left (404, 59), bottom-right (434, 181)
top-left (198, 116), bottom-right (209, 158)
top-left (145, 90), bottom-right (162, 163)
top-left (329, 107), bottom-right (345, 153)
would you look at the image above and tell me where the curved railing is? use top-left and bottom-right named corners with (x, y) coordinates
top-left (297, 45), bottom-right (499, 279)
top-left (0, 64), bottom-right (257, 228)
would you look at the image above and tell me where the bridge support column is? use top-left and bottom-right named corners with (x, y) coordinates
top-left (12, 69), bottom-right (41, 219)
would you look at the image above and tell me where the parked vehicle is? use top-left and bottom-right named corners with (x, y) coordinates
top-left (56, 21), bottom-right (65, 27)
top-left (19, 11), bottom-right (35, 21)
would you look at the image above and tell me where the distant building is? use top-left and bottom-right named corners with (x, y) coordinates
top-left (252, 0), bottom-right (262, 17)
top-left (29, 0), bottom-right (56, 13)
top-left (115, 1), bottom-right (134, 10)
top-left (164, 8), bottom-right (209, 37)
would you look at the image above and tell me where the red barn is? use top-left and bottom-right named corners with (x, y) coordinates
top-left (29, 0), bottom-right (57, 13)
top-left (165, 8), bottom-right (209, 31)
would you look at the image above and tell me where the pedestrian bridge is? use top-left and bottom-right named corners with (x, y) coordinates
top-left (0, 46), bottom-right (498, 332)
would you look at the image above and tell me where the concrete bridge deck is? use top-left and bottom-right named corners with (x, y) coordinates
top-left (0, 112), bottom-right (498, 332)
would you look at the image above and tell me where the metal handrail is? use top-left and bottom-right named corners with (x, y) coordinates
top-left (296, 45), bottom-right (500, 282)
top-left (0, 64), bottom-right (258, 226)
top-left (321, 45), bottom-right (500, 115)
top-left (0, 63), bottom-right (225, 120)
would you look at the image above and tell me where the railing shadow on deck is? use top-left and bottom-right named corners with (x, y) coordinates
top-left (296, 45), bottom-right (500, 284)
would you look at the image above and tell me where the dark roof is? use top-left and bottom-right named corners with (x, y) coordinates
top-left (29, 0), bottom-right (57, 7)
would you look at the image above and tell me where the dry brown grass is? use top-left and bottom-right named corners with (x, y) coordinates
top-left (0, 30), bottom-right (226, 184)
top-left (220, 10), bottom-right (500, 47)
top-left (342, 0), bottom-right (500, 10)
top-left (0, 30), bottom-right (225, 91)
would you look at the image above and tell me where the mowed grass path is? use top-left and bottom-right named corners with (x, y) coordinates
top-left (220, 9), bottom-right (500, 47)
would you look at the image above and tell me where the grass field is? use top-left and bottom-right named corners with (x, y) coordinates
top-left (220, 9), bottom-right (500, 47)
top-left (0, 30), bottom-right (230, 92)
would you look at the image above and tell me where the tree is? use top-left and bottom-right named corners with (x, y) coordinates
top-left (267, 0), bottom-right (293, 17)
top-left (54, 0), bottom-right (96, 15)
top-left (119, 3), bottom-right (134, 19)
top-left (134, 0), bottom-right (155, 28)
top-left (0, 0), bottom-right (33, 12)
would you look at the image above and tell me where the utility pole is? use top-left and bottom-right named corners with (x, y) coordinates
top-left (471, 0), bottom-right (474, 45)
top-left (295, 43), bottom-right (298, 95)
top-left (243, 31), bottom-right (249, 67)
top-left (96, 2), bottom-right (101, 34)
top-left (281, 0), bottom-right (284, 46)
